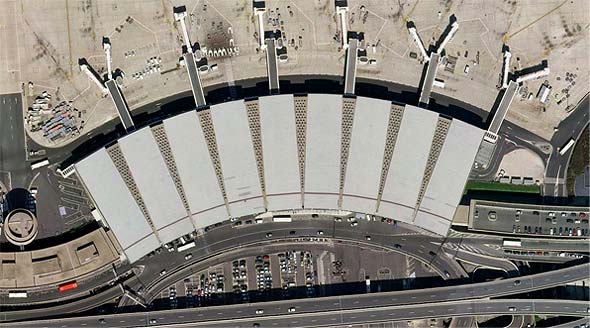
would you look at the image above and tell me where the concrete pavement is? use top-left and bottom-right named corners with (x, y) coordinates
top-left (0, 93), bottom-right (28, 189)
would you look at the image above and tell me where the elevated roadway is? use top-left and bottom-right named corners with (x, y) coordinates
top-left (4, 258), bottom-right (587, 324)
top-left (4, 217), bottom-right (587, 309)
top-left (10, 299), bottom-right (589, 328)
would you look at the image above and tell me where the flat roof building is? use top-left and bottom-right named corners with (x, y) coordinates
top-left (74, 94), bottom-right (484, 263)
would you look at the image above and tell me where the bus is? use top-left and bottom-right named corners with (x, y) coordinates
top-left (503, 239), bottom-right (522, 248)
top-left (58, 281), bottom-right (78, 292)
top-left (8, 291), bottom-right (28, 298)
top-left (272, 215), bottom-right (292, 223)
top-left (558, 138), bottom-right (575, 155)
top-left (30, 158), bottom-right (50, 170)
top-left (176, 241), bottom-right (196, 252)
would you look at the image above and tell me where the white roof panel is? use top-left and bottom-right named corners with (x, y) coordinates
top-left (193, 205), bottom-right (230, 230)
top-left (380, 105), bottom-right (439, 212)
top-left (259, 94), bottom-right (300, 210)
top-left (117, 127), bottom-right (187, 230)
top-left (304, 94), bottom-right (342, 209)
top-left (210, 100), bottom-right (265, 217)
top-left (418, 119), bottom-right (484, 220)
top-left (342, 97), bottom-right (390, 213)
top-left (266, 194), bottom-right (301, 211)
top-left (414, 211), bottom-right (452, 236)
top-left (124, 234), bottom-right (161, 263)
top-left (163, 110), bottom-right (228, 223)
top-left (158, 218), bottom-right (195, 244)
top-left (377, 201), bottom-right (415, 224)
top-left (75, 149), bottom-right (153, 250)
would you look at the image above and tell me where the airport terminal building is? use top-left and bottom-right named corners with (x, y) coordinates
top-left (74, 94), bottom-right (484, 263)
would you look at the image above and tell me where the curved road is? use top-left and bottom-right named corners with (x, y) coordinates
top-left (544, 93), bottom-right (589, 197)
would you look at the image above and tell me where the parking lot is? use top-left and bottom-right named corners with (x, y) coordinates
top-left (469, 200), bottom-right (589, 238)
top-left (154, 235), bottom-right (437, 310)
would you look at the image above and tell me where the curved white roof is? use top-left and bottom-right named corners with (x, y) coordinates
top-left (75, 94), bottom-right (484, 263)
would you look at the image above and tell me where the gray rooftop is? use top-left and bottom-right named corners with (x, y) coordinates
top-left (74, 94), bottom-right (484, 263)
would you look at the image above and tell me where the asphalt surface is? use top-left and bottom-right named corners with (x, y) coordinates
top-left (544, 94), bottom-right (589, 197)
top-left (10, 299), bottom-right (589, 328)
top-left (454, 249), bottom-right (519, 275)
top-left (0, 93), bottom-right (29, 189)
top-left (4, 217), bottom-right (587, 309)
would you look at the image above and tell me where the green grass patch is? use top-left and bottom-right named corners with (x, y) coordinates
top-left (463, 181), bottom-right (540, 194)
top-left (567, 124), bottom-right (589, 196)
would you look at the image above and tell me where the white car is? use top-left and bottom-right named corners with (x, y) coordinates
top-left (288, 307), bottom-right (296, 313)
top-left (350, 221), bottom-right (358, 227)
top-left (185, 253), bottom-right (192, 261)
top-left (255, 309), bottom-right (264, 314)
top-left (317, 230), bottom-right (324, 235)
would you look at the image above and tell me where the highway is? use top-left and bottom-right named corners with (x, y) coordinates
top-left (544, 93), bottom-right (589, 197)
top-left (10, 299), bottom-right (589, 328)
top-left (4, 254), bottom-right (586, 324)
top-left (0, 93), bottom-right (29, 189)
top-left (4, 216), bottom-right (587, 310)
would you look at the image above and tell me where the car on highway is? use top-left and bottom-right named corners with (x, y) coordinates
top-left (265, 232), bottom-right (272, 238)
top-left (255, 309), bottom-right (264, 314)
top-left (394, 244), bottom-right (402, 249)
top-left (317, 230), bottom-right (324, 235)
top-left (508, 306), bottom-right (517, 312)
top-left (149, 319), bottom-right (157, 324)
top-left (365, 235), bottom-right (371, 241)
top-left (514, 280), bottom-right (521, 286)
top-left (160, 270), bottom-right (166, 276)
top-left (350, 221), bottom-right (358, 227)
top-left (443, 271), bottom-right (451, 278)
top-left (288, 307), bottom-right (296, 313)
top-left (185, 253), bottom-right (192, 261)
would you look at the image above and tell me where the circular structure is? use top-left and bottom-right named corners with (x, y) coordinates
top-left (4, 209), bottom-right (39, 246)
top-left (73, 94), bottom-right (485, 263)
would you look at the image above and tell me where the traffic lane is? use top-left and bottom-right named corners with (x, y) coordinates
top-left (545, 94), bottom-right (589, 196)
top-left (1, 283), bottom-right (124, 322)
top-left (14, 299), bottom-right (589, 328)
